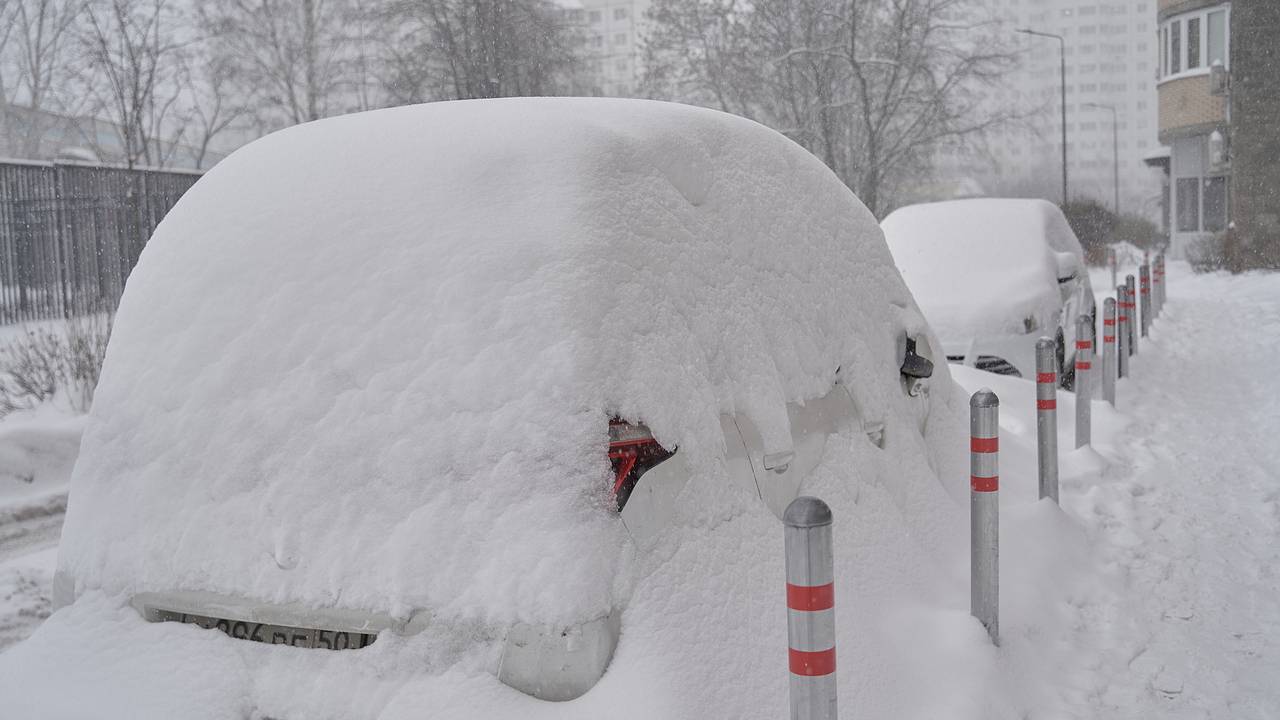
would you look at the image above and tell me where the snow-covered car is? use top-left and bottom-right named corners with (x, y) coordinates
top-left (1, 99), bottom-right (967, 719)
top-left (881, 199), bottom-right (1096, 386)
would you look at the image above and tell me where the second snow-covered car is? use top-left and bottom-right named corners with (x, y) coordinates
top-left (4, 98), bottom-right (966, 719)
top-left (881, 198), bottom-right (1095, 386)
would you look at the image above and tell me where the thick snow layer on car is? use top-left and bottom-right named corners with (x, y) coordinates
top-left (882, 199), bottom-right (1077, 342)
top-left (55, 98), bottom-right (946, 632)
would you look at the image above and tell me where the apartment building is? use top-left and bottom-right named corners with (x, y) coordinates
top-left (1148, 0), bottom-right (1231, 257)
top-left (574, 0), bottom-right (650, 97)
top-left (1149, 0), bottom-right (1279, 265)
top-left (931, 1), bottom-right (1163, 219)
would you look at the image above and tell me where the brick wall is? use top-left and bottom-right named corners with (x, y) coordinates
top-left (1158, 76), bottom-right (1227, 141)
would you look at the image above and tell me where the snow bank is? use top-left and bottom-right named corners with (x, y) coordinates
top-left (882, 199), bottom-right (1076, 342)
top-left (0, 406), bottom-right (84, 520)
top-left (58, 98), bottom-right (939, 631)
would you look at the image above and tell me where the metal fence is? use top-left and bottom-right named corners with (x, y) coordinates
top-left (0, 160), bottom-right (200, 324)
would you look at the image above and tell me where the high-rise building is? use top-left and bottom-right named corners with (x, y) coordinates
top-left (931, 1), bottom-right (1164, 220)
top-left (578, 0), bottom-right (651, 97)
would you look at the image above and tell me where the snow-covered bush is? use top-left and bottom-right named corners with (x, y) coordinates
top-left (0, 315), bottom-right (112, 417)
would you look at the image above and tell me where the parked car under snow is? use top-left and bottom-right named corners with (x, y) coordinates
top-left (881, 198), bottom-right (1096, 386)
top-left (2, 98), bottom-right (966, 719)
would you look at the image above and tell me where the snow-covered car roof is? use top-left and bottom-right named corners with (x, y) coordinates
top-left (881, 198), bottom-right (1080, 341)
top-left (59, 98), bottom-right (932, 629)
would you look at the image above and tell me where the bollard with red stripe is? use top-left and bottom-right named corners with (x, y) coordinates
top-left (1075, 315), bottom-right (1093, 448)
top-left (970, 389), bottom-right (999, 645)
top-left (1151, 254), bottom-right (1162, 318)
top-left (1140, 264), bottom-right (1152, 337)
top-left (1035, 338), bottom-right (1058, 504)
top-left (784, 496), bottom-right (836, 720)
top-left (1103, 298), bottom-right (1117, 406)
top-left (1126, 274), bottom-right (1139, 355)
top-left (1157, 252), bottom-right (1167, 314)
top-left (1117, 285), bottom-right (1131, 377)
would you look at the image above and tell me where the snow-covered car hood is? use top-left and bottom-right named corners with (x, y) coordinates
top-left (882, 199), bottom-right (1074, 343)
top-left (57, 98), bottom-right (948, 631)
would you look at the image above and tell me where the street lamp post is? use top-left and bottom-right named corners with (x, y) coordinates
top-left (1085, 102), bottom-right (1120, 217)
top-left (1018, 28), bottom-right (1068, 205)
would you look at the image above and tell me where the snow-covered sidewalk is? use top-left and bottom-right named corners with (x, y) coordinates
top-left (954, 262), bottom-right (1280, 718)
top-left (1071, 265), bottom-right (1280, 717)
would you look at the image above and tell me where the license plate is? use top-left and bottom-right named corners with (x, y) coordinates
top-left (151, 608), bottom-right (377, 650)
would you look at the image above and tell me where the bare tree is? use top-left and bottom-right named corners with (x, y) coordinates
top-left (379, 0), bottom-right (585, 103)
top-left (5, 0), bottom-right (82, 156)
top-left (644, 0), bottom-right (1017, 215)
top-left (179, 45), bottom-right (249, 169)
top-left (199, 0), bottom-right (352, 127)
top-left (79, 0), bottom-right (187, 168)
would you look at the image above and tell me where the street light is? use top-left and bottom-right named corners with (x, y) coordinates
top-left (1017, 28), bottom-right (1068, 205)
top-left (1084, 102), bottom-right (1120, 217)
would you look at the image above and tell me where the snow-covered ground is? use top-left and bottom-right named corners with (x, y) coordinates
top-left (0, 341), bottom-right (89, 651)
top-left (1, 260), bottom-right (1278, 718)
top-left (949, 260), bottom-right (1280, 718)
top-left (1061, 262), bottom-right (1280, 717)
top-left (0, 546), bottom-right (57, 650)
top-left (0, 406), bottom-right (82, 651)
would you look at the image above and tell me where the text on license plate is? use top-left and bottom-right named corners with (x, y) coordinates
top-left (151, 609), bottom-right (377, 650)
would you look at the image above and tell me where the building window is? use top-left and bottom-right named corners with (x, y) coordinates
top-left (614, 33), bottom-right (627, 45)
top-left (589, 10), bottom-right (601, 22)
top-left (1162, 26), bottom-right (1172, 77)
top-left (614, 7), bottom-right (627, 19)
top-left (1176, 177), bottom-right (1200, 232)
top-left (1160, 7), bottom-right (1230, 80)
top-left (1203, 177), bottom-right (1228, 232)
top-left (1208, 10), bottom-right (1227, 66)
top-left (1187, 17), bottom-right (1200, 69)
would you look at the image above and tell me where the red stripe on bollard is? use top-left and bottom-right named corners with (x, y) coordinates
top-left (971, 475), bottom-right (998, 492)
top-left (789, 648), bottom-right (836, 676)
top-left (1037, 372), bottom-right (1056, 383)
top-left (1037, 399), bottom-right (1056, 410)
top-left (1076, 361), bottom-right (1092, 370)
top-left (786, 583), bottom-right (834, 611)
top-left (971, 437), bottom-right (998, 453)
top-left (1103, 335), bottom-right (1115, 342)
top-left (1076, 340), bottom-right (1090, 349)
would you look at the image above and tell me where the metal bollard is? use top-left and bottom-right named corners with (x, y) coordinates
top-left (1126, 275), bottom-right (1138, 355)
top-left (1117, 287), bottom-right (1130, 378)
top-left (1151, 254), bottom-right (1162, 318)
top-left (1075, 315), bottom-right (1092, 448)
top-left (1157, 252), bottom-right (1167, 312)
top-left (784, 497), bottom-right (837, 720)
top-left (1103, 298), bottom-right (1117, 405)
top-left (1035, 339), bottom-right (1058, 504)
top-left (1109, 247), bottom-right (1118, 290)
top-left (970, 390), bottom-right (999, 645)
top-left (1139, 264), bottom-right (1152, 337)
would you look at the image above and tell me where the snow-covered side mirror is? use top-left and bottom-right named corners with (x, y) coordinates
top-left (1055, 252), bottom-right (1081, 284)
